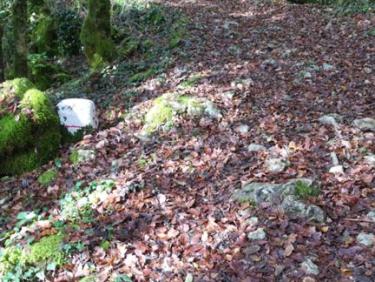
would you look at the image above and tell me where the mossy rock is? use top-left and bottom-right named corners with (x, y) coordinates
top-left (0, 79), bottom-right (61, 176)
top-left (38, 168), bottom-right (58, 186)
top-left (141, 93), bottom-right (220, 136)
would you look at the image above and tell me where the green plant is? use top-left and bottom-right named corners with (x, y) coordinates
top-left (295, 180), bottom-right (320, 199)
top-left (179, 73), bottom-right (203, 89)
top-left (60, 180), bottom-right (115, 222)
top-left (0, 234), bottom-right (65, 281)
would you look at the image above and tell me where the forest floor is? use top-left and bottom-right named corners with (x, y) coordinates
top-left (1, 0), bottom-right (375, 281)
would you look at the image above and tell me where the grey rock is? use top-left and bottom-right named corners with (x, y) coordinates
top-left (364, 154), bottom-right (375, 167)
top-left (233, 178), bottom-right (314, 204)
top-left (233, 178), bottom-right (326, 222)
top-left (247, 228), bottom-right (266, 240)
top-left (281, 196), bottom-right (325, 223)
top-left (301, 258), bottom-right (319, 275)
top-left (247, 216), bottom-right (259, 227)
top-left (265, 158), bottom-right (287, 173)
top-left (248, 143), bottom-right (267, 152)
top-left (233, 182), bottom-right (280, 203)
top-left (185, 273), bottom-right (194, 282)
top-left (357, 232), bottom-right (375, 247)
top-left (235, 124), bottom-right (250, 134)
top-left (367, 210), bottom-right (375, 222)
top-left (74, 149), bottom-right (96, 164)
top-left (330, 152), bottom-right (339, 166)
top-left (319, 114), bottom-right (342, 127)
top-left (329, 165), bottom-right (344, 174)
top-left (353, 118), bottom-right (375, 132)
top-left (204, 101), bottom-right (222, 119)
top-left (323, 63), bottom-right (335, 71)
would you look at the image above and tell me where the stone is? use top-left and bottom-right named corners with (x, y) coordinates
top-left (302, 277), bottom-right (316, 282)
top-left (323, 63), bottom-right (334, 71)
top-left (247, 228), bottom-right (266, 240)
top-left (301, 258), bottom-right (319, 275)
top-left (235, 124), bottom-right (250, 134)
top-left (70, 149), bottom-right (96, 165)
top-left (141, 94), bottom-right (221, 136)
top-left (265, 158), bottom-right (287, 173)
top-left (319, 114), bottom-right (342, 127)
top-left (281, 196), bottom-right (325, 223)
top-left (364, 154), bottom-right (375, 167)
top-left (356, 232), bottom-right (375, 247)
top-left (233, 182), bottom-right (280, 204)
top-left (247, 217), bottom-right (259, 227)
top-left (329, 165), bottom-right (344, 174)
top-left (233, 179), bottom-right (325, 222)
top-left (247, 143), bottom-right (267, 152)
top-left (233, 178), bottom-right (314, 204)
top-left (353, 118), bottom-right (375, 132)
top-left (204, 101), bottom-right (222, 119)
top-left (57, 98), bottom-right (98, 135)
top-left (185, 273), bottom-right (194, 282)
top-left (367, 210), bottom-right (375, 222)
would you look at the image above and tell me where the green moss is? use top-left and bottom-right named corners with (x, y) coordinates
top-left (295, 180), bottom-right (320, 199)
top-left (0, 246), bottom-right (23, 274)
top-left (69, 149), bottom-right (80, 165)
top-left (0, 234), bottom-right (64, 279)
top-left (69, 149), bottom-right (96, 166)
top-left (0, 78), bottom-right (34, 99)
top-left (80, 276), bottom-right (98, 282)
top-left (38, 169), bottom-right (57, 186)
top-left (129, 68), bottom-right (157, 83)
top-left (0, 114), bottom-right (31, 155)
top-left (144, 96), bottom-right (174, 134)
top-left (119, 37), bottom-right (139, 57)
top-left (179, 74), bottom-right (202, 89)
top-left (0, 150), bottom-right (39, 176)
top-left (33, 13), bottom-right (57, 54)
top-left (80, 0), bottom-right (116, 69)
top-left (0, 88), bottom-right (61, 176)
top-left (27, 234), bottom-right (65, 265)
top-left (20, 89), bottom-right (59, 125)
top-left (141, 94), bottom-right (210, 135)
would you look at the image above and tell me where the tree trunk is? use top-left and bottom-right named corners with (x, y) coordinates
top-left (0, 24), bottom-right (4, 82)
top-left (12, 0), bottom-right (28, 77)
top-left (80, 0), bottom-right (115, 69)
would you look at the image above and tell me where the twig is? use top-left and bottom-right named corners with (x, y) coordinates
top-left (343, 218), bottom-right (374, 223)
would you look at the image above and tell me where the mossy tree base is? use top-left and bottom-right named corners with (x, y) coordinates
top-left (0, 78), bottom-right (61, 176)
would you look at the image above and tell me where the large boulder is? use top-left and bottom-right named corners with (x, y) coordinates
top-left (0, 78), bottom-right (61, 175)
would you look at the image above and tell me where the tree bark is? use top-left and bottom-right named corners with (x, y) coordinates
top-left (0, 24), bottom-right (4, 82)
top-left (12, 0), bottom-right (28, 77)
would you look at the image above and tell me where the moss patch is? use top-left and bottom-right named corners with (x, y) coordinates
top-left (0, 81), bottom-right (61, 176)
top-left (295, 180), bottom-right (320, 199)
top-left (0, 234), bottom-right (65, 280)
top-left (38, 169), bottom-right (57, 186)
top-left (143, 96), bottom-right (174, 134)
top-left (27, 234), bottom-right (65, 265)
top-left (141, 93), bottom-right (218, 136)
top-left (0, 78), bottom-right (34, 99)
